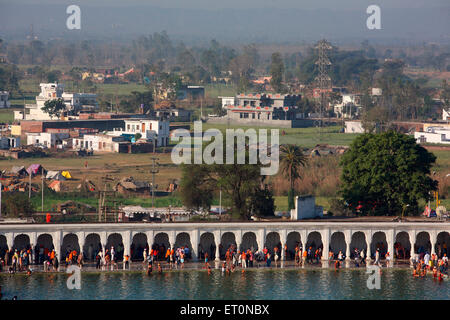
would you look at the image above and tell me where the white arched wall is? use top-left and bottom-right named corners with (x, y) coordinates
top-left (0, 222), bottom-right (447, 265)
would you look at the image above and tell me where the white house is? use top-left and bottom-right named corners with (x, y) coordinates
top-left (414, 127), bottom-right (450, 145)
top-left (344, 121), bottom-right (364, 133)
top-left (218, 96), bottom-right (236, 108)
top-left (109, 119), bottom-right (170, 147)
top-left (290, 195), bottom-right (323, 220)
top-left (17, 83), bottom-right (98, 121)
top-left (333, 94), bottom-right (362, 119)
top-left (26, 132), bottom-right (69, 148)
top-left (0, 91), bottom-right (11, 108)
top-left (73, 134), bottom-right (126, 152)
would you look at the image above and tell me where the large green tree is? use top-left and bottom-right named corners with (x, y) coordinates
top-left (0, 193), bottom-right (34, 218)
top-left (42, 98), bottom-right (66, 119)
top-left (270, 52), bottom-right (285, 93)
top-left (340, 131), bottom-right (438, 216)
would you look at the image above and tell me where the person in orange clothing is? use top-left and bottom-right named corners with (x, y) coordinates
top-left (241, 251), bottom-right (247, 268)
top-left (302, 248), bottom-right (307, 265)
top-left (123, 254), bottom-right (130, 270)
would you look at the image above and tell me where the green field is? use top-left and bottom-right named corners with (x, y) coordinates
top-left (199, 122), bottom-right (359, 148)
top-left (0, 109), bottom-right (15, 123)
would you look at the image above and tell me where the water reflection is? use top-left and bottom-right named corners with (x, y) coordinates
top-left (0, 269), bottom-right (448, 300)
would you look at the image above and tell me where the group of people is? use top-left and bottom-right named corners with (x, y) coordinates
top-left (412, 252), bottom-right (448, 281)
top-left (0, 246), bottom-right (59, 274)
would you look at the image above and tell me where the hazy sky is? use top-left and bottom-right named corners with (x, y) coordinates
top-left (0, 0), bottom-right (448, 43)
top-left (2, 0), bottom-right (449, 9)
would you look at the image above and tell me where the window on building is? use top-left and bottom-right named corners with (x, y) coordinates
top-left (127, 124), bottom-right (130, 131)
top-left (252, 113), bottom-right (255, 119)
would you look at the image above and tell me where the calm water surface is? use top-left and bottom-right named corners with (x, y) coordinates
top-left (1, 268), bottom-right (448, 300)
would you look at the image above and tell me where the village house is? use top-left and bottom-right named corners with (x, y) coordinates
top-left (15, 83), bottom-right (98, 121)
top-left (333, 94), bottom-right (362, 119)
top-left (72, 134), bottom-right (128, 152)
top-left (224, 93), bottom-right (303, 122)
top-left (414, 126), bottom-right (450, 145)
top-left (154, 108), bottom-right (191, 122)
top-left (26, 132), bottom-right (69, 148)
top-left (0, 136), bottom-right (20, 149)
top-left (109, 118), bottom-right (170, 147)
top-left (218, 96), bottom-right (236, 109)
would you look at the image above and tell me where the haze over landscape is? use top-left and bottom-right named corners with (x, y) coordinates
top-left (0, 0), bottom-right (449, 44)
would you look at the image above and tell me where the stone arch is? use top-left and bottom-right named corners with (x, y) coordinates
top-left (350, 232), bottom-right (367, 258)
top-left (131, 233), bottom-right (148, 261)
top-left (286, 232), bottom-right (301, 260)
top-left (220, 232), bottom-right (236, 257)
top-left (83, 233), bottom-right (101, 261)
top-left (0, 235), bottom-right (7, 258)
top-left (61, 233), bottom-right (80, 260)
top-left (330, 232), bottom-right (346, 259)
top-left (414, 231), bottom-right (431, 256)
top-left (265, 232), bottom-right (281, 255)
top-left (106, 233), bottom-right (123, 261)
top-left (199, 232), bottom-right (216, 260)
top-left (152, 233), bottom-right (170, 261)
top-left (306, 231), bottom-right (322, 251)
top-left (436, 231), bottom-right (449, 258)
top-left (394, 231), bottom-right (411, 259)
top-left (241, 232), bottom-right (258, 252)
top-left (37, 233), bottom-right (54, 252)
top-left (174, 232), bottom-right (192, 250)
top-left (371, 231), bottom-right (387, 259)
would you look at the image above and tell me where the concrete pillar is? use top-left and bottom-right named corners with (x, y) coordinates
top-left (387, 229), bottom-right (395, 263)
top-left (408, 230), bottom-right (416, 258)
top-left (280, 230), bottom-right (287, 261)
top-left (190, 229), bottom-right (199, 261)
top-left (365, 231), bottom-right (372, 263)
top-left (431, 231), bottom-right (437, 255)
top-left (53, 231), bottom-right (62, 262)
top-left (5, 233), bottom-right (13, 250)
top-left (257, 229), bottom-right (265, 252)
top-left (122, 230), bottom-right (131, 257)
top-left (214, 231), bottom-right (221, 261)
top-left (145, 230), bottom-right (154, 250)
top-left (29, 232), bottom-right (37, 264)
top-left (344, 230), bottom-right (351, 261)
top-left (100, 232), bottom-right (107, 255)
top-left (168, 231), bottom-right (176, 249)
top-left (77, 232), bottom-right (85, 255)
top-left (321, 229), bottom-right (330, 261)
top-left (300, 230), bottom-right (307, 251)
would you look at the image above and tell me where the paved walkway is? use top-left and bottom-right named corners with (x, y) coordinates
top-left (0, 259), bottom-right (413, 274)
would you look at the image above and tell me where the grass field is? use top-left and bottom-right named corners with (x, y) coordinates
top-left (0, 109), bottom-right (16, 123)
top-left (199, 122), bottom-right (358, 148)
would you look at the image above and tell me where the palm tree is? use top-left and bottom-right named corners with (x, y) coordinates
top-left (279, 144), bottom-right (308, 210)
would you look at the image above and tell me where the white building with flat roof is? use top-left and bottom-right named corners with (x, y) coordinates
top-left (109, 119), bottom-right (170, 147)
top-left (414, 127), bottom-right (450, 145)
top-left (16, 83), bottom-right (98, 120)
top-left (26, 132), bottom-right (70, 148)
top-left (73, 134), bottom-right (126, 152)
top-left (218, 96), bottom-right (236, 108)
